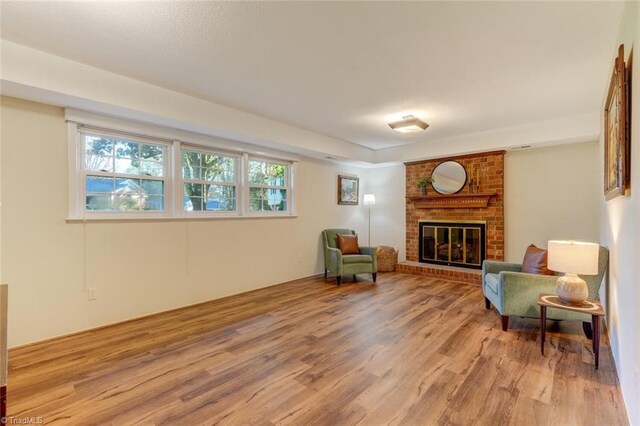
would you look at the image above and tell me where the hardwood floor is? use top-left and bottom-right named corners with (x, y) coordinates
top-left (8, 273), bottom-right (628, 425)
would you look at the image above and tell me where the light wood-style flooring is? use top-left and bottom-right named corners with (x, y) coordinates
top-left (8, 273), bottom-right (629, 425)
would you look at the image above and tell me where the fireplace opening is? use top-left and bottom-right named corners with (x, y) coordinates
top-left (419, 221), bottom-right (486, 270)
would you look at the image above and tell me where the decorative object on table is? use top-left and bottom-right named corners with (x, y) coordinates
top-left (363, 193), bottom-right (376, 245)
top-left (431, 160), bottom-right (467, 195)
top-left (548, 240), bottom-right (599, 305)
top-left (537, 293), bottom-right (605, 369)
top-left (376, 246), bottom-right (399, 272)
top-left (482, 245), bottom-right (608, 333)
top-left (387, 115), bottom-right (429, 133)
top-left (338, 175), bottom-right (359, 205)
top-left (604, 44), bottom-right (631, 200)
top-left (322, 229), bottom-right (377, 286)
top-left (416, 177), bottom-right (432, 195)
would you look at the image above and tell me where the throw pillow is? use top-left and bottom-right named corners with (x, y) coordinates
top-left (337, 234), bottom-right (360, 255)
top-left (522, 244), bottom-right (554, 275)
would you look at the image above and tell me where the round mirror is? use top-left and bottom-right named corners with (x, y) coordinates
top-left (431, 161), bottom-right (467, 195)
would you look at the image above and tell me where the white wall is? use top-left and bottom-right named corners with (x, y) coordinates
top-left (599, 2), bottom-right (640, 424)
top-left (504, 142), bottom-right (599, 262)
top-left (0, 96), bottom-right (373, 347)
top-left (362, 165), bottom-right (406, 261)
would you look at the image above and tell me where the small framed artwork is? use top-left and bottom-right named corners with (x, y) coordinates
top-left (604, 44), bottom-right (631, 200)
top-left (338, 175), bottom-right (359, 205)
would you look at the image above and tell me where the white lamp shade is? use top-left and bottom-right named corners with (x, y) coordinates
top-left (548, 240), bottom-right (599, 275)
top-left (363, 194), bottom-right (376, 205)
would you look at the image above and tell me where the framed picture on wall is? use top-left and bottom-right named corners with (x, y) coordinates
top-left (604, 44), bottom-right (631, 200)
top-left (338, 175), bottom-right (359, 205)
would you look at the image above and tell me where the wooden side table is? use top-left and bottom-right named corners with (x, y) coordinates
top-left (537, 293), bottom-right (605, 369)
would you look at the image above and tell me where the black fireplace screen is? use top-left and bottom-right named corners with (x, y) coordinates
top-left (419, 221), bottom-right (486, 270)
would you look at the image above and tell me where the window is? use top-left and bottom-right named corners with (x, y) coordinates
top-left (248, 159), bottom-right (290, 213)
top-left (68, 115), bottom-right (296, 219)
top-left (82, 133), bottom-right (168, 213)
top-left (182, 148), bottom-right (238, 213)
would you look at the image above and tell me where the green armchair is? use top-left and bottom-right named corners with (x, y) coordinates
top-left (322, 229), bottom-right (377, 285)
top-left (482, 246), bottom-right (609, 333)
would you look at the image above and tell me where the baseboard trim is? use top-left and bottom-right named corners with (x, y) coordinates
top-left (9, 273), bottom-right (324, 353)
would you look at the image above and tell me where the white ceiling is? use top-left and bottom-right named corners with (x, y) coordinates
top-left (0, 1), bottom-right (624, 150)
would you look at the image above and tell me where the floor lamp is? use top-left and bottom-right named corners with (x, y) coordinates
top-left (363, 194), bottom-right (376, 246)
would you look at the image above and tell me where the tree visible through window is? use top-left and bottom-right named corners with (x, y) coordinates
top-left (248, 159), bottom-right (288, 212)
top-left (84, 134), bottom-right (166, 211)
top-left (182, 149), bottom-right (237, 212)
top-left (74, 125), bottom-right (295, 218)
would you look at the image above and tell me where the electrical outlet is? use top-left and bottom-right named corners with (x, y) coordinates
top-left (87, 287), bottom-right (97, 301)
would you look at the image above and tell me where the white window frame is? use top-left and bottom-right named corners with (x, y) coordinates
top-left (67, 112), bottom-right (298, 221)
top-left (72, 126), bottom-right (173, 219)
top-left (179, 145), bottom-right (240, 217)
top-left (245, 156), bottom-right (294, 216)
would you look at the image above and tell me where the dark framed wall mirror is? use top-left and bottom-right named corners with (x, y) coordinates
top-left (431, 161), bottom-right (467, 195)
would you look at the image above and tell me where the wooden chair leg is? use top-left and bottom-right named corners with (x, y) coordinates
top-left (353, 274), bottom-right (356, 281)
top-left (336, 276), bottom-right (342, 286)
top-left (501, 315), bottom-right (509, 331)
top-left (582, 321), bottom-right (593, 340)
top-left (324, 269), bottom-right (327, 279)
top-left (484, 297), bottom-right (490, 310)
top-left (372, 273), bottom-right (377, 282)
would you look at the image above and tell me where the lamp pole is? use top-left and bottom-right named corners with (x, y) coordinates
top-left (363, 194), bottom-right (375, 246)
top-left (368, 205), bottom-right (371, 246)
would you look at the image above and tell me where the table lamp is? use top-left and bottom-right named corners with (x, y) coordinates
top-left (547, 240), bottom-right (599, 305)
top-left (363, 194), bottom-right (375, 246)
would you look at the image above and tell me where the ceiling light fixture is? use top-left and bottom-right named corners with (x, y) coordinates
top-left (388, 115), bottom-right (429, 133)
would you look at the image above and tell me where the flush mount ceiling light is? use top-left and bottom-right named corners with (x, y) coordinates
top-left (388, 115), bottom-right (429, 133)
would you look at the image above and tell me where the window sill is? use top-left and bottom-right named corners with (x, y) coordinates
top-left (66, 214), bottom-right (298, 223)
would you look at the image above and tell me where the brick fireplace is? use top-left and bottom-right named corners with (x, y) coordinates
top-left (397, 150), bottom-right (505, 284)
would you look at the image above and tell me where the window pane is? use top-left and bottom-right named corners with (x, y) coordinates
top-left (114, 141), bottom-right (139, 159)
top-left (114, 195), bottom-right (141, 210)
top-left (183, 197), bottom-right (195, 211)
top-left (189, 197), bottom-right (203, 211)
top-left (115, 157), bottom-right (139, 175)
top-left (183, 150), bottom-right (236, 183)
top-left (85, 136), bottom-right (114, 156)
top-left (141, 145), bottom-right (163, 161)
top-left (204, 166), bottom-right (234, 182)
top-left (86, 176), bottom-right (114, 193)
top-left (116, 178), bottom-right (142, 194)
top-left (142, 196), bottom-right (164, 211)
top-left (204, 185), bottom-right (236, 211)
top-left (249, 187), bottom-right (287, 212)
top-left (142, 179), bottom-right (163, 195)
top-left (86, 195), bottom-right (113, 211)
top-left (184, 183), bottom-right (203, 197)
top-left (248, 160), bottom-right (286, 186)
top-left (140, 161), bottom-right (163, 177)
top-left (86, 155), bottom-right (113, 172)
top-left (183, 151), bottom-right (201, 168)
top-left (86, 135), bottom-right (164, 177)
top-left (82, 133), bottom-right (166, 215)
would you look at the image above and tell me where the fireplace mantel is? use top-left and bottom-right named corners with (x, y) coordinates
top-left (407, 193), bottom-right (497, 209)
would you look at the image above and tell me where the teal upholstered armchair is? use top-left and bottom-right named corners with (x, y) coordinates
top-left (322, 229), bottom-right (377, 285)
top-left (482, 246), bottom-right (609, 333)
